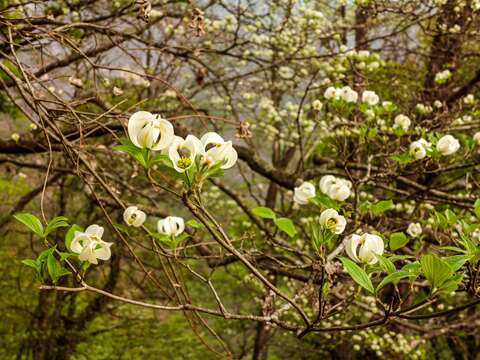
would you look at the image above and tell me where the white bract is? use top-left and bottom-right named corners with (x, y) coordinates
top-left (128, 111), bottom-right (174, 150)
top-left (345, 233), bottom-right (384, 265)
top-left (168, 135), bottom-right (204, 172)
top-left (319, 208), bottom-right (346, 234)
top-left (473, 132), bottom-right (480, 144)
top-left (362, 90), bottom-right (379, 106)
top-left (123, 206), bottom-right (146, 227)
top-left (319, 175), bottom-right (352, 201)
top-left (393, 114), bottom-right (411, 131)
top-left (436, 135), bottom-right (460, 156)
top-left (312, 100), bottom-right (323, 111)
top-left (324, 86), bottom-right (341, 100)
top-left (406, 222), bottom-right (422, 238)
top-left (157, 216), bottom-right (185, 236)
top-left (200, 132), bottom-right (238, 169)
top-left (70, 225), bottom-right (113, 264)
top-left (409, 138), bottom-right (431, 160)
top-left (293, 181), bottom-right (316, 205)
top-left (340, 86), bottom-right (358, 103)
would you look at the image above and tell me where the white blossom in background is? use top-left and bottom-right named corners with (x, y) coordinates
top-left (436, 135), bottom-right (460, 155)
top-left (324, 86), bottom-right (341, 100)
top-left (362, 90), bottom-right (379, 106)
top-left (70, 225), bottom-right (113, 264)
top-left (157, 216), bottom-right (185, 236)
top-left (409, 138), bottom-right (431, 160)
top-left (312, 100), bottom-right (323, 111)
top-left (319, 208), bottom-right (346, 234)
top-left (345, 233), bottom-right (384, 265)
top-left (319, 175), bottom-right (352, 201)
top-left (200, 132), bottom-right (238, 169)
top-left (123, 206), bottom-right (146, 227)
top-left (473, 132), bottom-right (480, 144)
top-left (340, 86), bottom-right (358, 103)
top-left (434, 69), bottom-right (452, 84)
top-left (11, 133), bottom-right (20, 142)
top-left (29, 123), bottom-right (38, 131)
top-left (393, 114), bottom-right (411, 131)
top-left (406, 222), bottom-right (422, 238)
top-left (293, 181), bottom-right (316, 205)
top-left (113, 86), bottom-right (124, 96)
top-left (128, 111), bottom-right (174, 150)
top-left (463, 94), bottom-right (475, 105)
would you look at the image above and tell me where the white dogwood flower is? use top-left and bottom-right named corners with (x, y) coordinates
top-left (436, 134), bottom-right (460, 156)
top-left (324, 86), bottom-right (341, 100)
top-left (157, 216), bottom-right (185, 236)
top-left (393, 114), bottom-right (411, 131)
top-left (123, 206), bottom-right (146, 227)
top-left (168, 135), bottom-right (204, 172)
top-left (409, 138), bottom-right (431, 160)
top-left (340, 86), bottom-right (358, 103)
top-left (345, 233), bottom-right (384, 265)
top-left (319, 208), bottom-right (346, 234)
top-left (406, 222), bottom-right (422, 238)
top-left (128, 111), bottom-right (174, 150)
top-left (473, 132), bottom-right (480, 144)
top-left (293, 181), bottom-right (316, 205)
top-left (362, 90), bottom-right (379, 106)
top-left (312, 100), bottom-right (323, 111)
top-left (70, 225), bottom-right (113, 264)
top-left (200, 132), bottom-right (238, 169)
top-left (319, 175), bottom-right (352, 201)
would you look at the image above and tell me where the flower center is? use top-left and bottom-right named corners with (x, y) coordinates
top-left (178, 157), bottom-right (192, 169)
top-left (326, 218), bottom-right (337, 230)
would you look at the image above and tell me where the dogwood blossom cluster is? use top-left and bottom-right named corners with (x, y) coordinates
top-left (345, 233), bottom-right (385, 265)
top-left (293, 181), bottom-right (316, 205)
top-left (128, 111), bottom-right (238, 173)
top-left (319, 175), bottom-right (352, 201)
top-left (409, 135), bottom-right (460, 159)
top-left (70, 225), bottom-right (113, 265)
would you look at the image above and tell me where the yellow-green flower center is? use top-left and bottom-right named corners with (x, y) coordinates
top-left (326, 218), bottom-right (337, 231)
top-left (178, 157), bottom-right (192, 169)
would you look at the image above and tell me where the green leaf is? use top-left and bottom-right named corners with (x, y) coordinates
top-left (439, 274), bottom-right (463, 292)
top-left (44, 216), bottom-right (69, 236)
top-left (186, 219), bottom-right (203, 229)
top-left (444, 255), bottom-right (471, 271)
top-left (339, 257), bottom-right (375, 294)
top-left (444, 209), bottom-right (457, 226)
top-left (113, 139), bottom-right (149, 168)
top-left (390, 153), bottom-right (412, 165)
top-left (376, 271), bottom-right (417, 292)
top-left (252, 207), bottom-right (276, 220)
top-left (310, 195), bottom-right (340, 210)
top-left (47, 253), bottom-right (59, 283)
top-left (401, 262), bottom-right (422, 274)
top-left (22, 259), bottom-right (39, 272)
top-left (375, 255), bottom-right (396, 274)
top-left (274, 217), bottom-right (297, 238)
top-left (420, 254), bottom-right (453, 290)
top-left (474, 199), bottom-right (480, 219)
top-left (65, 224), bottom-right (82, 251)
top-left (14, 212), bottom-right (44, 237)
top-left (371, 200), bottom-right (394, 216)
top-left (389, 232), bottom-right (409, 251)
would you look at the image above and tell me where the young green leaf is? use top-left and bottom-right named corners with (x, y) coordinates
top-left (274, 218), bottom-right (297, 238)
top-left (186, 219), bottom-right (204, 229)
top-left (371, 200), bottom-right (394, 216)
top-left (389, 232), bottom-right (409, 251)
top-left (339, 257), bottom-right (375, 294)
top-left (14, 212), bottom-right (44, 237)
top-left (420, 254), bottom-right (453, 290)
top-left (376, 271), bottom-right (417, 292)
top-left (375, 255), bottom-right (396, 274)
top-left (474, 199), bottom-right (480, 219)
top-left (45, 216), bottom-right (70, 236)
top-left (443, 254), bottom-right (471, 272)
top-left (252, 207), bottom-right (276, 220)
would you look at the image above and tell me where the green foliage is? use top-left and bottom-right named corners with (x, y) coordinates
top-left (251, 207), bottom-right (297, 237)
top-left (13, 212), bottom-right (44, 237)
top-left (420, 254), bottom-right (453, 292)
top-left (339, 257), bottom-right (374, 294)
top-left (389, 232), bottom-right (409, 251)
